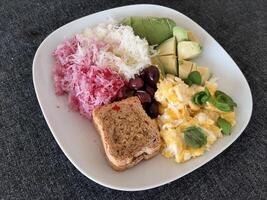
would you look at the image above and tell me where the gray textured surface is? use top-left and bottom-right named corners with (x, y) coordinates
top-left (0, 0), bottom-right (266, 199)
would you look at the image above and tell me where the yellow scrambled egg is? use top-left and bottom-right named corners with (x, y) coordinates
top-left (155, 75), bottom-right (236, 163)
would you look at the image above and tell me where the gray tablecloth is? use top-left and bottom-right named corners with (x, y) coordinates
top-left (1, 0), bottom-right (266, 199)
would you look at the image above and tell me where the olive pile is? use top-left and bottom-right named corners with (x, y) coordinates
top-left (117, 66), bottom-right (160, 118)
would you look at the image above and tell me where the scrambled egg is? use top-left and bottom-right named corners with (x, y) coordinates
top-left (155, 75), bottom-right (236, 163)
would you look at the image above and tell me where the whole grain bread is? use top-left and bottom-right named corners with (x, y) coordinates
top-left (92, 97), bottom-right (161, 171)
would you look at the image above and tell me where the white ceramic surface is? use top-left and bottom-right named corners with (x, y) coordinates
top-left (32, 4), bottom-right (253, 191)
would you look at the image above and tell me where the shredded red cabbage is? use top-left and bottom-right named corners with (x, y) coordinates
top-left (53, 36), bottom-right (126, 119)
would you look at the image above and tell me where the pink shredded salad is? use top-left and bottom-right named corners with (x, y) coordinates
top-left (53, 36), bottom-right (126, 119)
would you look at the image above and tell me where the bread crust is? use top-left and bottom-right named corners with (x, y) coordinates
top-left (92, 97), bottom-right (161, 171)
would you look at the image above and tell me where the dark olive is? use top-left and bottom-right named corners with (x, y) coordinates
top-left (146, 65), bottom-right (160, 86)
top-left (145, 85), bottom-right (155, 98)
top-left (147, 101), bottom-right (159, 118)
top-left (129, 77), bottom-right (144, 90)
top-left (135, 90), bottom-right (151, 104)
top-left (139, 68), bottom-right (147, 80)
top-left (117, 86), bottom-right (127, 100)
top-left (134, 74), bottom-right (140, 79)
top-left (125, 89), bottom-right (135, 98)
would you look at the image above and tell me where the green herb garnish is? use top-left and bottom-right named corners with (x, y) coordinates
top-left (209, 90), bottom-right (237, 112)
top-left (215, 91), bottom-right (237, 107)
top-left (187, 71), bottom-right (202, 85)
top-left (209, 98), bottom-right (233, 112)
top-left (184, 126), bottom-right (207, 148)
top-left (217, 117), bottom-right (232, 135)
top-left (192, 87), bottom-right (211, 106)
top-left (184, 78), bottom-right (193, 86)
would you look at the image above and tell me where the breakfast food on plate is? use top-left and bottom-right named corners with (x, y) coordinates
top-left (79, 22), bottom-right (151, 80)
top-left (52, 16), bottom-right (237, 170)
top-left (155, 75), bottom-right (236, 162)
top-left (117, 65), bottom-right (160, 118)
top-left (92, 97), bottom-right (160, 171)
top-left (53, 21), bottom-right (154, 117)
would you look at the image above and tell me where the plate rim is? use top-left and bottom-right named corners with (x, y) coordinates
top-left (32, 4), bottom-right (253, 191)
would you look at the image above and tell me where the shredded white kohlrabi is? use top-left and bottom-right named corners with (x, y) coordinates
top-left (78, 22), bottom-right (151, 79)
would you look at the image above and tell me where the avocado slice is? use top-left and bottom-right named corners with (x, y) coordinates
top-left (158, 37), bottom-right (176, 56)
top-left (190, 65), bottom-right (211, 84)
top-left (151, 56), bottom-right (166, 76)
top-left (143, 17), bottom-right (176, 45)
top-left (178, 41), bottom-right (202, 60)
top-left (122, 17), bottom-right (176, 45)
top-left (159, 55), bottom-right (178, 75)
top-left (131, 17), bottom-right (147, 39)
top-left (173, 26), bottom-right (201, 43)
top-left (173, 26), bottom-right (188, 42)
top-left (196, 66), bottom-right (211, 84)
top-left (178, 60), bottom-right (197, 79)
top-left (121, 17), bottom-right (132, 26)
top-left (191, 63), bottom-right (197, 72)
top-left (187, 31), bottom-right (200, 43)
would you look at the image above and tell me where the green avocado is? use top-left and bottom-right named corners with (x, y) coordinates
top-left (187, 63), bottom-right (211, 85)
top-left (130, 17), bottom-right (147, 39)
top-left (178, 60), bottom-right (197, 79)
top-left (151, 56), bottom-right (166, 76)
top-left (159, 55), bottom-right (178, 75)
top-left (121, 17), bottom-right (132, 26)
top-left (154, 36), bottom-right (177, 76)
top-left (158, 37), bottom-right (176, 56)
top-left (178, 41), bottom-right (202, 60)
top-left (173, 27), bottom-right (200, 43)
top-left (173, 26), bottom-right (188, 42)
top-left (121, 17), bottom-right (176, 45)
top-left (187, 31), bottom-right (200, 43)
top-left (191, 66), bottom-right (211, 84)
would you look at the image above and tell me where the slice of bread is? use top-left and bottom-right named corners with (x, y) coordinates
top-left (92, 97), bottom-right (161, 171)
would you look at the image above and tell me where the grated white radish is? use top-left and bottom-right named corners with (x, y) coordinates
top-left (78, 22), bottom-right (151, 79)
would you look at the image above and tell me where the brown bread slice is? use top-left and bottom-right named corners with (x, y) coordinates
top-left (92, 97), bottom-right (161, 171)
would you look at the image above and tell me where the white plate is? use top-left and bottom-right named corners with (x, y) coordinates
top-left (33, 4), bottom-right (253, 191)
